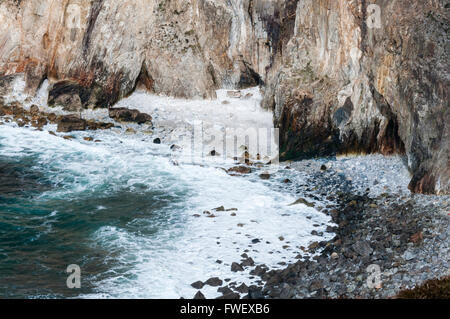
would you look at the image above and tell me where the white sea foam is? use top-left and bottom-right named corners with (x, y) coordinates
top-left (0, 85), bottom-right (333, 298)
top-left (1, 77), bottom-right (422, 299)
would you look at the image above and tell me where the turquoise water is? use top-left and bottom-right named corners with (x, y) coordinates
top-left (0, 123), bottom-right (332, 298)
top-left (0, 136), bottom-right (187, 298)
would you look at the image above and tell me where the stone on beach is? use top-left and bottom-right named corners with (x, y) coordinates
top-left (57, 115), bottom-right (86, 133)
top-left (205, 277), bottom-right (223, 287)
top-left (109, 107), bottom-right (152, 125)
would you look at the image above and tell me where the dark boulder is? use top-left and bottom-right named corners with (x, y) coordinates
top-left (29, 105), bottom-right (40, 115)
top-left (109, 107), bottom-right (152, 125)
top-left (193, 291), bottom-right (206, 299)
top-left (191, 281), bottom-right (204, 289)
top-left (205, 277), bottom-right (223, 287)
top-left (231, 262), bottom-right (244, 272)
top-left (217, 287), bottom-right (234, 295)
top-left (57, 115), bottom-right (86, 133)
top-left (248, 287), bottom-right (264, 299)
top-left (217, 292), bottom-right (240, 299)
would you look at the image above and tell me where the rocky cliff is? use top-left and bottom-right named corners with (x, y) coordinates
top-left (263, 0), bottom-right (449, 195)
top-left (0, 0), bottom-right (448, 194)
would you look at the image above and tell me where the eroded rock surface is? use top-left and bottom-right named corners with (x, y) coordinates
top-left (0, 0), bottom-right (448, 194)
top-left (262, 0), bottom-right (449, 195)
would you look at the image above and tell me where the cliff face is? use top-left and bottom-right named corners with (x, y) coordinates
top-left (263, 0), bottom-right (449, 195)
top-left (0, 0), bottom-right (448, 194)
top-left (0, 0), bottom-right (286, 102)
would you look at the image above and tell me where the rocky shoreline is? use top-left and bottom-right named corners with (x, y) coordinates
top-left (192, 161), bottom-right (449, 299)
top-left (1, 100), bottom-right (448, 300)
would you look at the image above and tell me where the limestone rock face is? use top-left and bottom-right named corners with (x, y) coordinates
top-left (263, 0), bottom-right (449, 195)
top-left (0, 0), bottom-right (448, 194)
top-left (0, 0), bottom-right (286, 102)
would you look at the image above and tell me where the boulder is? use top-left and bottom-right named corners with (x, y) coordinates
top-left (259, 173), bottom-right (271, 180)
top-left (109, 107), bottom-right (152, 125)
top-left (47, 113), bottom-right (57, 122)
top-left (193, 291), bottom-right (206, 299)
top-left (205, 277), bottom-right (223, 287)
top-left (231, 262), bottom-right (244, 272)
top-left (57, 115), bottom-right (86, 133)
top-left (29, 105), bottom-right (40, 115)
top-left (217, 292), bottom-right (240, 299)
top-left (191, 281), bottom-right (204, 289)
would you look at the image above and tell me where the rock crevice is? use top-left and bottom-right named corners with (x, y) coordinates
top-left (0, 0), bottom-right (448, 194)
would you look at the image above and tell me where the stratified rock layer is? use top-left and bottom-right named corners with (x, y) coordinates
top-left (0, 0), bottom-right (448, 194)
top-left (263, 0), bottom-right (449, 195)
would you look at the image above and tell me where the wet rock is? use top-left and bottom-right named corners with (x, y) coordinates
top-left (193, 291), bottom-right (205, 299)
top-left (47, 113), bottom-right (57, 122)
top-left (205, 277), bottom-right (223, 287)
top-left (280, 284), bottom-right (294, 299)
top-left (191, 281), bottom-right (204, 289)
top-left (217, 286), bottom-right (233, 295)
top-left (259, 173), bottom-right (271, 180)
top-left (0, 105), bottom-right (13, 116)
top-left (153, 138), bottom-right (161, 144)
top-left (250, 265), bottom-right (267, 276)
top-left (248, 287), bottom-right (264, 299)
top-left (31, 117), bottom-right (47, 128)
top-left (109, 107), bottom-right (152, 125)
top-left (57, 115), bottom-right (86, 133)
top-left (353, 241), bottom-right (373, 257)
top-left (213, 206), bottom-right (225, 212)
top-left (234, 283), bottom-right (249, 294)
top-left (241, 257), bottom-right (255, 267)
top-left (86, 120), bottom-right (107, 130)
top-left (29, 105), bottom-right (39, 115)
top-left (217, 292), bottom-right (240, 299)
top-left (231, 262), bottom-right (244, 272)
